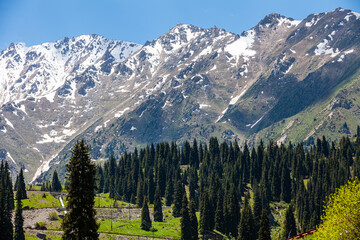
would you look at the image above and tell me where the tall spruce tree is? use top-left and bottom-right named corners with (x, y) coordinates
top-left (180, 195), bottom-right (192, 240)
top-left (215, 190), bottom-right (225, 232)
top-left (141, 197), bottom-right (152, 231)
top-left (189, 200), bottom-right (198, 240)
top-left (62, 139), bottom-right (99, 240)
top-left (18, 168), bottom-right (27, 199)
top-left (238, 195), bottom-right (256, 240)
top-left (225, 185), bottom-right (240, 238)
top-left (153, 186), bottom-right (163, 222)
top-left (52, 170), bottom-right (62, 192)
top-left (257, 209), bottom-right (271, 240)
top-left (280, 165), bottom-right (291, 203)
top-left (0, 162), bottom-right (13, 240)
top-left (253, 183), bottom-right (262, 234)
top-left (14, 176), bottom-right (25, 240)
top-left (283, 205), bottom-right (297, 239)
top-left (136, 179), bottom-right (145, 208)
top-left (199, 192), bottom-right (212, 235)
top-left (173, 181), bottom-right (183, 217)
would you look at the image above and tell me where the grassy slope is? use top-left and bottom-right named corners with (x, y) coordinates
top-left (21, 191), bottom-right (60, 208)
top-left (249, 67), bottom-right (360, 146)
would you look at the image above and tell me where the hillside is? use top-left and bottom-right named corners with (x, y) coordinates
top-left (0, 8), bottom-right (359, 181)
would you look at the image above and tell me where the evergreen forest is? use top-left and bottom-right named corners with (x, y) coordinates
top-left (95, 131), bottom-right (360, 239)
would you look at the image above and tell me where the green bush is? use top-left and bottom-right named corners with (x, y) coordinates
top-left (35, 221), bottom-right (46, 230)
top-left (49, 211), bottom-right (59, 221)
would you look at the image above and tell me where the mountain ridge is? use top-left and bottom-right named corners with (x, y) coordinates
top-left (0, 8), bottom-right (360, 182)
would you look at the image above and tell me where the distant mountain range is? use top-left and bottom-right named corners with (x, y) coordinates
top-left (0, 8), bottom-right (359, 182)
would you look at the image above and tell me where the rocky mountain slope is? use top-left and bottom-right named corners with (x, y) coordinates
top-left (0, 35), bottom-right (141, 179)
top-left (1, 8), bottom-right (360, 181)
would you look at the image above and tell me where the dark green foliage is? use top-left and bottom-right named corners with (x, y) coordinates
top-left (52, 170), bottom-right (62, 192)
top-left (238, 195), bottom-right (256, 240)
top-left (173, 181), bottom-right (183, 217)
top-left (180, 195), bottom-right (192, 240)
top-left (165, 178), bottom-right (174, 206)
top-left (215, 190), bottom-right (224, 232)
top-left (108, 155), bottom-right (116, 199)
top-left (283, 205), bottom-right (297, 239)
top-left (189, 200), bottom-right (198, 240)
top-left (141, 197), bottom-right (151, 231)
top-left (97, 128), bottom-right (360, 238)
top-left (280, 165), bottom-right (291, 203)
top-left (153, 186), bottom-right (163, 222)
top-left (14, 175), bottom-right (18, 191)
top-left (257, 210), bottom-right (271, 240)
top-left (4, 162), bottom-right (14, 210)
top-left (253, 183), bottom-right (262, 233)
top-left (224, 185), bottom-right (240, 238)
top-left (62, 139), bottom-right (99, 240)
top-left (18, 168), bottom-right (27, 199)
top-left (136, 179), bottom-right (145, 208)
top-left (199, 192), bottom-right (213, 235)
top-left (0, 162), bottom-right (13, 240)
top-left (14, 176), bottom-right (25, 240)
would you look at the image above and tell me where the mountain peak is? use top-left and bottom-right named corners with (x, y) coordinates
top-left (256, 13), bottom-right (300, 30)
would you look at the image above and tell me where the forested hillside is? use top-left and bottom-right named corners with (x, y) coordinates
top-left (95, 128), bottom-right (360, 238)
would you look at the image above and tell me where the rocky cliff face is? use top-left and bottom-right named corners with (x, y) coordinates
top-left (1, 8), bottom-right (360, 181)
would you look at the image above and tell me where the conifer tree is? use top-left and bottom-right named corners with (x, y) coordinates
top-left (136, 179), bottom-right (144, 208)
top-left (253, 183), bottom-right (262, 233)
top-left (141, 197), bottom-right (152, 231)
top-left (199, 192), bottom-right (212, 235)
top-left (283, 205), bottom-right (297, 239)
top-left (257, 209), bottom-right (271, 240)
top-left (14, 175), bottom-right (18, 191)
top-left (165, 178), bottom-right (174, 206)
top-left (180, 195), bottom-right (192, 240)
top-left (14, 176), bottom-right (25, 240)
top-left (215, 190), bottom-right (225, 232)
top-left (238, 195), bottom-right (256, 240)
top-left (97, 172), bottom-right (104, 193)
top-left (225, 185), bottom-right (240, 238)
top-left (153, 186), bottom-right (163, 222)
top-left (18, 168), bottom-right (27, 199)
top-left (147, 170), bottom-right (155, 204)
top-left (280, 165), bottom-right (291, 203)
top-left (4, 162), bottom-right (14, 210)
top-left (62, 139), bottom-right (99, 240)
top-left (52, 170), bottom-right (62, 192)
top-left (0, 162), bottom-right (13, 240)
top-left (173, 181), bottom-right (183, 217)
top-left (189, 200), bottom-right (198, 240)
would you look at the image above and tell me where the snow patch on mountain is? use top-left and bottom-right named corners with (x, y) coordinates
top-left (337, 49), bottom-right (354, 62)
top-left (4, 118), bottom-right (14, 129)
top-left (314, 38), bottom-right (340, 57)
top-left (6, 152), bottom-right (16, 164)
top-left (278, 17), bottom-right (301, 27)
top-left (250, 115), bottom-right (265, 129)
top-left (305, 17), bottom-right (320, 27)
top-left (224, 30), bottom-right (256, 61)
top-left (114, 107), bottom-right (130, 118)
top-left (229, 88), bottom-right (247, 105)
top-left (31, 153), bottom-right (57, 183)
top-left (345, 11), bottom-right (360, 21)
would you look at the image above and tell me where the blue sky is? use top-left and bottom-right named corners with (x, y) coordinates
top-left (0, 0), bottom-right (359, 50)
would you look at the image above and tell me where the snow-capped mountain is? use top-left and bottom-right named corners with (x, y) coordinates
top-left (0, 35), bottom-right (141, 179)
top-left (1, 8), bottom-right (360, 182)
top-left (0, 35), bottom-right (141, 105)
